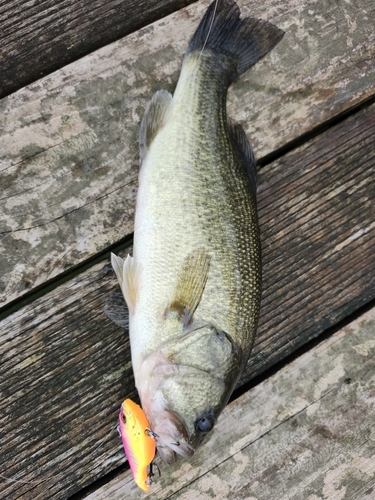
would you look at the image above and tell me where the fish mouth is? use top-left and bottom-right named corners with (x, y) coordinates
top-left (150, 410), bottom-right (194, 464)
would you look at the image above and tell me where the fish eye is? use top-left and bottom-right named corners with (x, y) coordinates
top-left (120, 412), bottom-right (127, 424)
top-left (195, 413), bottom-right (215, 433)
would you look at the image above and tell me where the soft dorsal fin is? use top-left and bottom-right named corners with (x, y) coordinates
top-left (228, 118), bottom-right (257, 195)
top-left (139, 89), bottom-right (173, 164)
top-left (111, 253), bottom-right (142, 315)
top-left (166, 248), bottom-right (211, 326)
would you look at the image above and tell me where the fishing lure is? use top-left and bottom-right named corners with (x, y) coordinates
top-left (118, 398), bottom-right (157, 491)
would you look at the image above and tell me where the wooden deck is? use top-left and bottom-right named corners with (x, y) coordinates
top-left (1, 0), bottom-right (374, 498)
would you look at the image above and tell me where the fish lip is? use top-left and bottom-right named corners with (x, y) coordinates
top-left (149, 409), bottom-right (194, 463)
top-left (157, 438), bottom-right (195, 464)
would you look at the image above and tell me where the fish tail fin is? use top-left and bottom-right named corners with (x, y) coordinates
top-left (187, 0), bottom-right (284, 83)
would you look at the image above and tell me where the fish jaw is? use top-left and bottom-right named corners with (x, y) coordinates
top-left (133, 350), bottom-right (194, 464)
top-left (136, 355), bottom-right (228, 464)
top-left (149, 409), bottom-right (194, 464)
top-left (134, 323), bottom-right (242, 463)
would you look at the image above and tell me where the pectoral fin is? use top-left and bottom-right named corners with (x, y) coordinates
top-left (104, 291), bottom-right (129, 329)
top-left (111, 253), bottom-right (142, 315)
top-left (166, 248), bottom-right (211, 326)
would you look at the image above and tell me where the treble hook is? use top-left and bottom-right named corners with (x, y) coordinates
top-left (145, 461), bottom-right (161, 486)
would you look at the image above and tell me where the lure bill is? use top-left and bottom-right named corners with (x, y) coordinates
top-left (118, 399), bottom-right (156, 491)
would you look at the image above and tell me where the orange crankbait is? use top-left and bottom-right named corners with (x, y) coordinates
top-left (118, 398), bottom-right (156, 491)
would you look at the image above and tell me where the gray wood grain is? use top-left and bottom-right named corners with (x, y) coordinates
top-left (0, 0), bottom-right (196, 99)
top-left (1, 0), bottom-right (375, 307)
top-left (0, 102), bottom-right (374, 499)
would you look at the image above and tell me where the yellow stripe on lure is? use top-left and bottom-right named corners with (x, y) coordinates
top-left (118, 399), bottom-right (156, 491)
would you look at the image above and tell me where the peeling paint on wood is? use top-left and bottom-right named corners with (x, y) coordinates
top-left (1, 0), bottom-right (375, 306)
top-left (85, 306), bottom-right (375, 500)
top-left (0, 103), bottom-right (374, 499)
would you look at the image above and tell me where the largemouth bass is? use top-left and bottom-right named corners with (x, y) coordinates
top-left (111, 0), bottom-right (284, 463)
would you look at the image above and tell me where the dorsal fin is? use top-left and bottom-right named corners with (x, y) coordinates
top-left (139, 89), bottom-right (173, 164)
top-left (111, 253), bottom-right (142, 315)
top-left (228, 118), bottom-right (257, 195)
top-left (166, 248), bottom-right (211, 327)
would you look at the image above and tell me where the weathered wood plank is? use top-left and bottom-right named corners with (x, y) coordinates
top-left (242, 101), bottom-right (375, 382)
top-left (0, 0), bottom-right (197, 99)
top-left (0, 103), bottom-right (374, 499)
top-left (86, 305), bottom-right (375, 499)
top-left (1, 0), bottom-right (375, 307)
top-left (0, 258), bottom-right (131, 500)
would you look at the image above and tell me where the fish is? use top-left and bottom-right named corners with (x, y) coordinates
top-left (110, 0), bottom-right (284, 464)
top-left (118, 398), bottom-right (156, 491)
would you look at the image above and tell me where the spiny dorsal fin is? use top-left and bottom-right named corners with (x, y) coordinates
top-left (139, 89), bottom-right (173, 164)
top-left (166, 248), bottom-right (211, 326)
top-left (228, 118), bottom-right (257, 196)
top-left (111, 253), bottom-right (142, 315)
